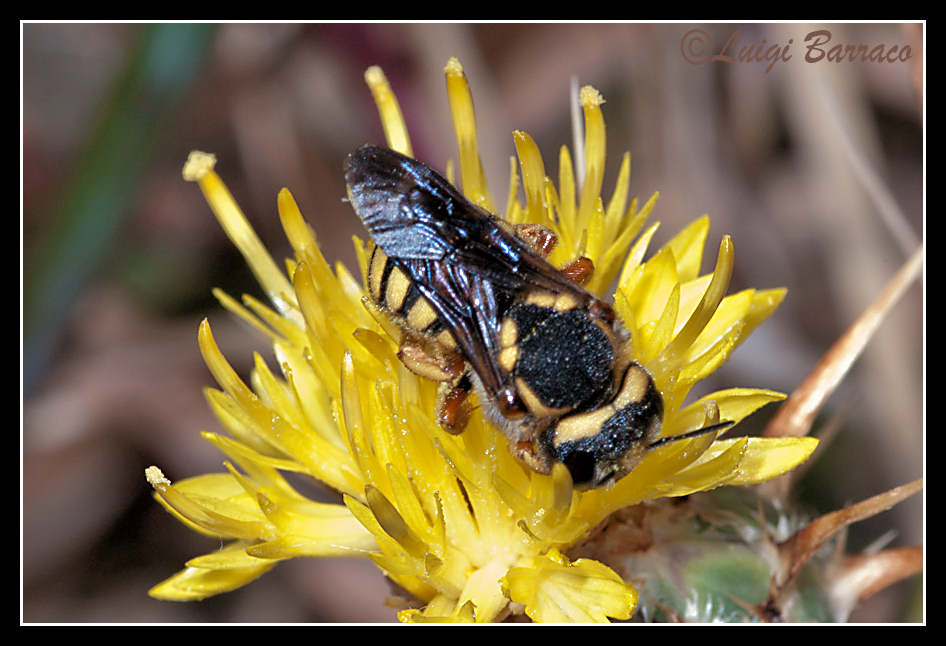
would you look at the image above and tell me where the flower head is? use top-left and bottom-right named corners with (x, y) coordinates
top-left (147, 58), bottom-right (816, 622)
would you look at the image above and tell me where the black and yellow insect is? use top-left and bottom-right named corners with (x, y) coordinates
top-left (345, 145), bottom-right (729, 489)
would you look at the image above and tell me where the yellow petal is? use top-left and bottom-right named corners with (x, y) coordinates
top-left (641, 283), bottom-right (680, 365)
top-left (147, 467), bottom-right (276, 540)
top-left (247, 534), bottom-right (355, 559)
top-left (502, 155), bottom-right (523, 224)
top-left (513, 130), bottom-right (547, 226)
top-left (576, 86), bottom-right (606, 236)
top-left (664, 214), bottom-right (710, 283)
top-left (580, 435), bottom-right (740, 519)
top-left (250, 351), bottom-right (308, 435)
top-left (385, 465), bottom-right (434, 546)
top-left (591, 191), bottom-right (655, 296)
top-left (364, 65), bottom-right (412, 157)
top-left (502, 549), bottom-right (637, 622)
top-left (274, 341), bottom-right (348, 450)
top-left (342, 493), bottom-right (392, 540)
top-left (211, 288), bottom-right (282, 346)
top-left (672, 322), bottom-right (744, 404)
top-left (665, 388), bottom-right (787, 437)
top-left (742, 287), bottom-right (788, 340)
top-left (277, 187), bottom-right (320, 263)
top-left (399, 598), bottom-right (476, 623)
top-left (676, 274), bottom-right (713, 332)
top-left (604, 152), bottom-right (631, 240)
top-left (684, 288), bottom-right (754, 364)
top-left (726, 436), bottom-right (820, 485)
top-left (200, 320), bottom-right (364, 496)
top-left (649, 438), bottom-right (749, 497)
top-left (445, 57), bottom-right (491, 210)
top-left (656, 436), bottom-right (819, 495)
top-left (616, 218), bottom-right (660, 298)
top-left (201, 433), bottom-right (307, 488)
top-left (183, 152), bottom-right (294, 315)
top-left (584, 197), bottom-right (607, 266)
top-left (149, 542), bottom-right (277, 602)
top-left (221, 462), bottom-right (378, 556)
top-left (458, 558), bottom-right (515, 622)
top-left (624, 247), bottom-right (679, 339)
top-left (364, 485), bottom-right (429, 558)
top-left (185, 541), bottom-right (273, 570)
top-left (557, 145), bottom-right (577, 243)
top-left (204, 388), bottom-right (286, 460)
top-left (660, 235), bottom-right (734, 365)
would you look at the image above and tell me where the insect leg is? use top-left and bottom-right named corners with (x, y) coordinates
top-left (513, 437), bottom-right (553, 475)
top-left (513, 223), bottom-right (558, 258)
top-left (437, 374), bottom-right (474, 434)
top-left (560, 256), bottom-right (595, 285)
top-left (397, 331), bottom-right (466, 383)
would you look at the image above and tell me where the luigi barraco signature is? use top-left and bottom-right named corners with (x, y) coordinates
top-left (681, 28), bottom-right (914, 73)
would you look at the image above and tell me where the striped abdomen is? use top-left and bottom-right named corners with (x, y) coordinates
top-left (367, 245), bottom-right (457, 350)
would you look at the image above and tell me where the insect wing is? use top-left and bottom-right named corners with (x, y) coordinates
top-left (345, 145), bottom-right (592, 298)
top-left (345, 145), bottom-right (458, 261)
top-left (398, 257), bottom-right (510, 399)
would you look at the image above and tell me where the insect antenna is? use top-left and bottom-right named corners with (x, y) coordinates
top-left (647, 420), bottom-right (735, 450)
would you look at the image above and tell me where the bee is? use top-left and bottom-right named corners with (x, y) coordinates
top-left (345, 145), bottom-right (730, 489)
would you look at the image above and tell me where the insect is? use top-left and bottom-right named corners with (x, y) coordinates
top-left (345, 145), bottom-right (731, 489)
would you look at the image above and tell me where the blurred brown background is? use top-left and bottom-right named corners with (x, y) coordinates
top-left (22, 22), bottom-right (923, 623)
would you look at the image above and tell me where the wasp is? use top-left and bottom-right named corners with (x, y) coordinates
top-left (345, 145), bottom-right (730, 489)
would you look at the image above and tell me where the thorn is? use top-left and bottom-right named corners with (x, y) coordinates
top-left (764, 246), bottom-right (922, 440)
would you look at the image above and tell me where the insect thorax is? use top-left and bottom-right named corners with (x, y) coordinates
top-left (499, 300), bottom-right (616, 418)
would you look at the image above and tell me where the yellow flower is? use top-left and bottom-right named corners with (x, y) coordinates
top-left (147, 57), bottom-right (817, 622)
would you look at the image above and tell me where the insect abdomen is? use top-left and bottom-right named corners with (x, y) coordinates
top-left (367, 245), bottom-right (453, 346)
